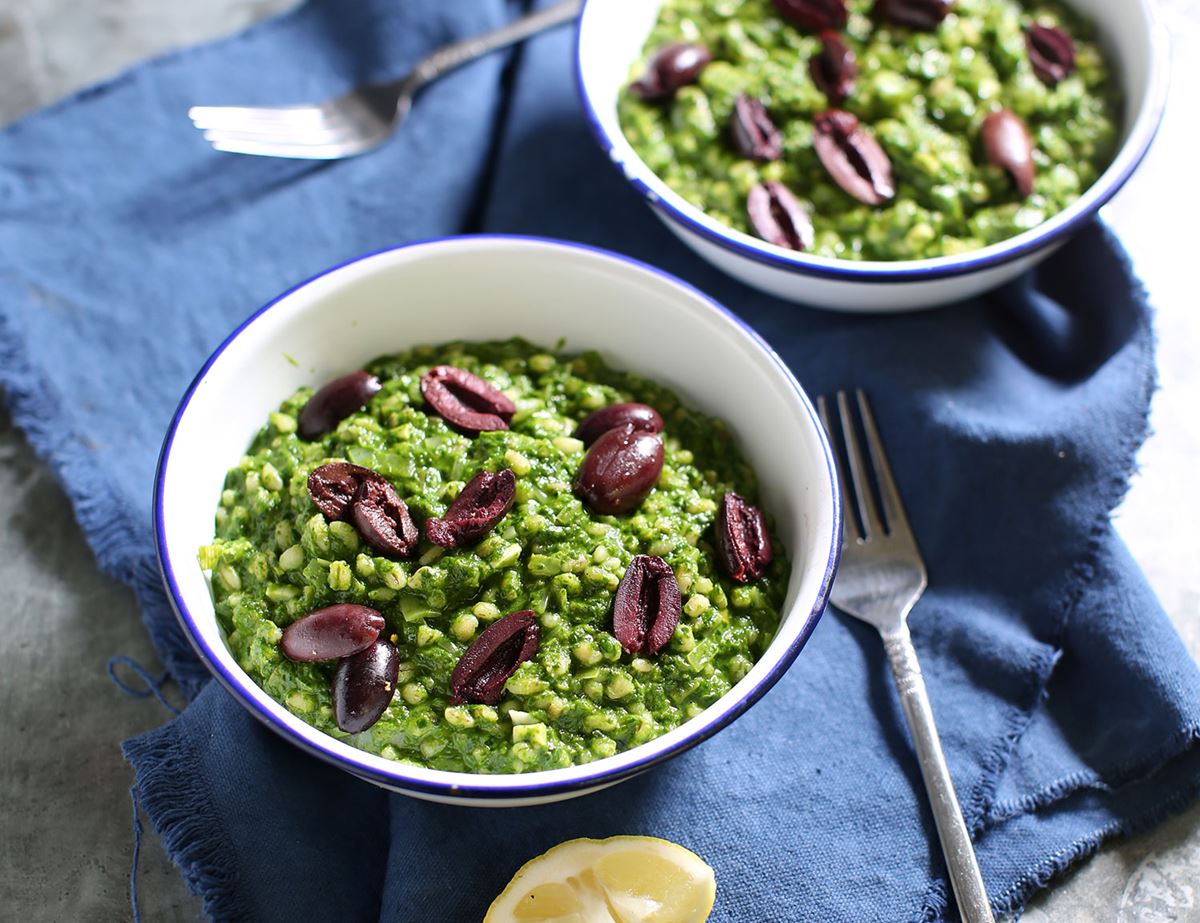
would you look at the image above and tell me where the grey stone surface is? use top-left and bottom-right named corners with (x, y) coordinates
top-left (0, 1), bottom-right (1197, 921)
top-left (0, 408), bottom-right (201, 921)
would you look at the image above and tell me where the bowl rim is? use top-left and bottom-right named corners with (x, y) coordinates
top-left (573, 0), bottom-right (1170, 283)
top-left (154, 234), bottom-right (842, 800)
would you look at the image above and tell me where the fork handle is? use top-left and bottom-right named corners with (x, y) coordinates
top-left (883, 624), bottom-right (996, 923)
top-left (412, 0), bottom-right (583, 85)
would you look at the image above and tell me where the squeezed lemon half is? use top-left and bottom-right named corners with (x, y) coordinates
top-left (483, 836), bottom-right (716, 923)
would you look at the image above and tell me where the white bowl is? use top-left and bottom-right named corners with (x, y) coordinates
top-left (155, 235), bottom-right (841, 806)
top-left (575, 0), bottom-right (1169, 311)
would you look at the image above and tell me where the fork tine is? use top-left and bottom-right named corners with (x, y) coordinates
top-left (837, 390), bottom-right (885, 540)
top-left (855, 389), bottom-right (916, 541)
top-left (201, 119), bottom-right (366, 148)
top-left (204, 134), bottom-right (383, 160)
top-left (817, 395), bottom-right (861, 544)
top-left (188, 106), bottom-right (334, 130)
top-left (192, 112), bottom-right (355, 139)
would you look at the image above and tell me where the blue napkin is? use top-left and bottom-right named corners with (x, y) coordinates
top-left (2, 1), bottom-right (1198, 919)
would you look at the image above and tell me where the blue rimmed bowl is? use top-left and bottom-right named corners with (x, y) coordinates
top-left (575, 0), bottom-right (1169, 311)
top-left (155, 235), bottom-right (840, 806)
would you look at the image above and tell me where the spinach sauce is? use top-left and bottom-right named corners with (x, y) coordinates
top-left (202, 340), bottom-right (787, 773)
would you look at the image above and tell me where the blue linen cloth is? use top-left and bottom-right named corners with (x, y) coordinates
top-left (1, 0), bottom-right (1198, 919)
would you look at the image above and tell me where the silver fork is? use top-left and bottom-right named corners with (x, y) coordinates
top-left (818, 390), bottom-right (995, 923)
top-left (188, 0), bottom-right (581, 159)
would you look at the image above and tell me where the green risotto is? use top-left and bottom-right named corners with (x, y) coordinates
top-left (619, 0), bottom-right (1120, 260)
top-left (201, 340), bottom-right (787, 773)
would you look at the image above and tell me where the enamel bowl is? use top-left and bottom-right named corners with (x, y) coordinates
top-left (155, 235), bottom-right (841, 807)
top-left (575, 0), bottom-right (1169, 311)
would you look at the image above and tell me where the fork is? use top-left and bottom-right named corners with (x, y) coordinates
top-left (188, 0), bottom-right (582, 159)
top-left (818, 390), bottom-right (995, 923)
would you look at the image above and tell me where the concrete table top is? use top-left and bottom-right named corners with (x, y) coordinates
top-left (1, 1), bottom-right (1196, 920)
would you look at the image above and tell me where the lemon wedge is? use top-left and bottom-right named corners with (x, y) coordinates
top-left (484, 836), bottom-right (716, 923)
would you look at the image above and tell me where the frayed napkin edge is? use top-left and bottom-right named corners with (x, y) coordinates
top-left (122, 715), bottom-right (252, 922)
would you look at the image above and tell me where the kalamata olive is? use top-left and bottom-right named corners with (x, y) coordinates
top-left (630, 43), bottom-right (713, 101)
top-left (730, 95), bottom-right (784, 162)
top-left (449, 610), bottom-right (540, 705)
top-left (280, 604), bottom-right (386, 662)
top-left (574, 424), bottom-right (664, 515)
top-left (332, 638), bottom-right (399, 734)
top-left (298, 371), bottom-right (380, 440)
top-left (981, 109), bottom-right (1034, 197)
top-left (809, 31), bottom-right (857, 104)
top-left (1026, 25), bottom-right (1075, 86)
top-left (574, 402), bottom-right (664, 447)
top-left (715, 492), bottom-right (773, 583)
top-left (350, 477), bottom-right (419, 559)
top-left (747, 181), bottom-right (815, 252)
top-left (612, 555), bottom-right (681, 656)
top-left (425, 469), bottom-right (516, 548)
top-left (874, 0), bottom-right (953, 29)
top-left (812, 109), bottom-right (895, 206)
top-left (308, 462), bottom-right (376, 521)
top-left (420, 365), bottom-right (515, 435)
top-left (773, 0), bottom-right (848, 32)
